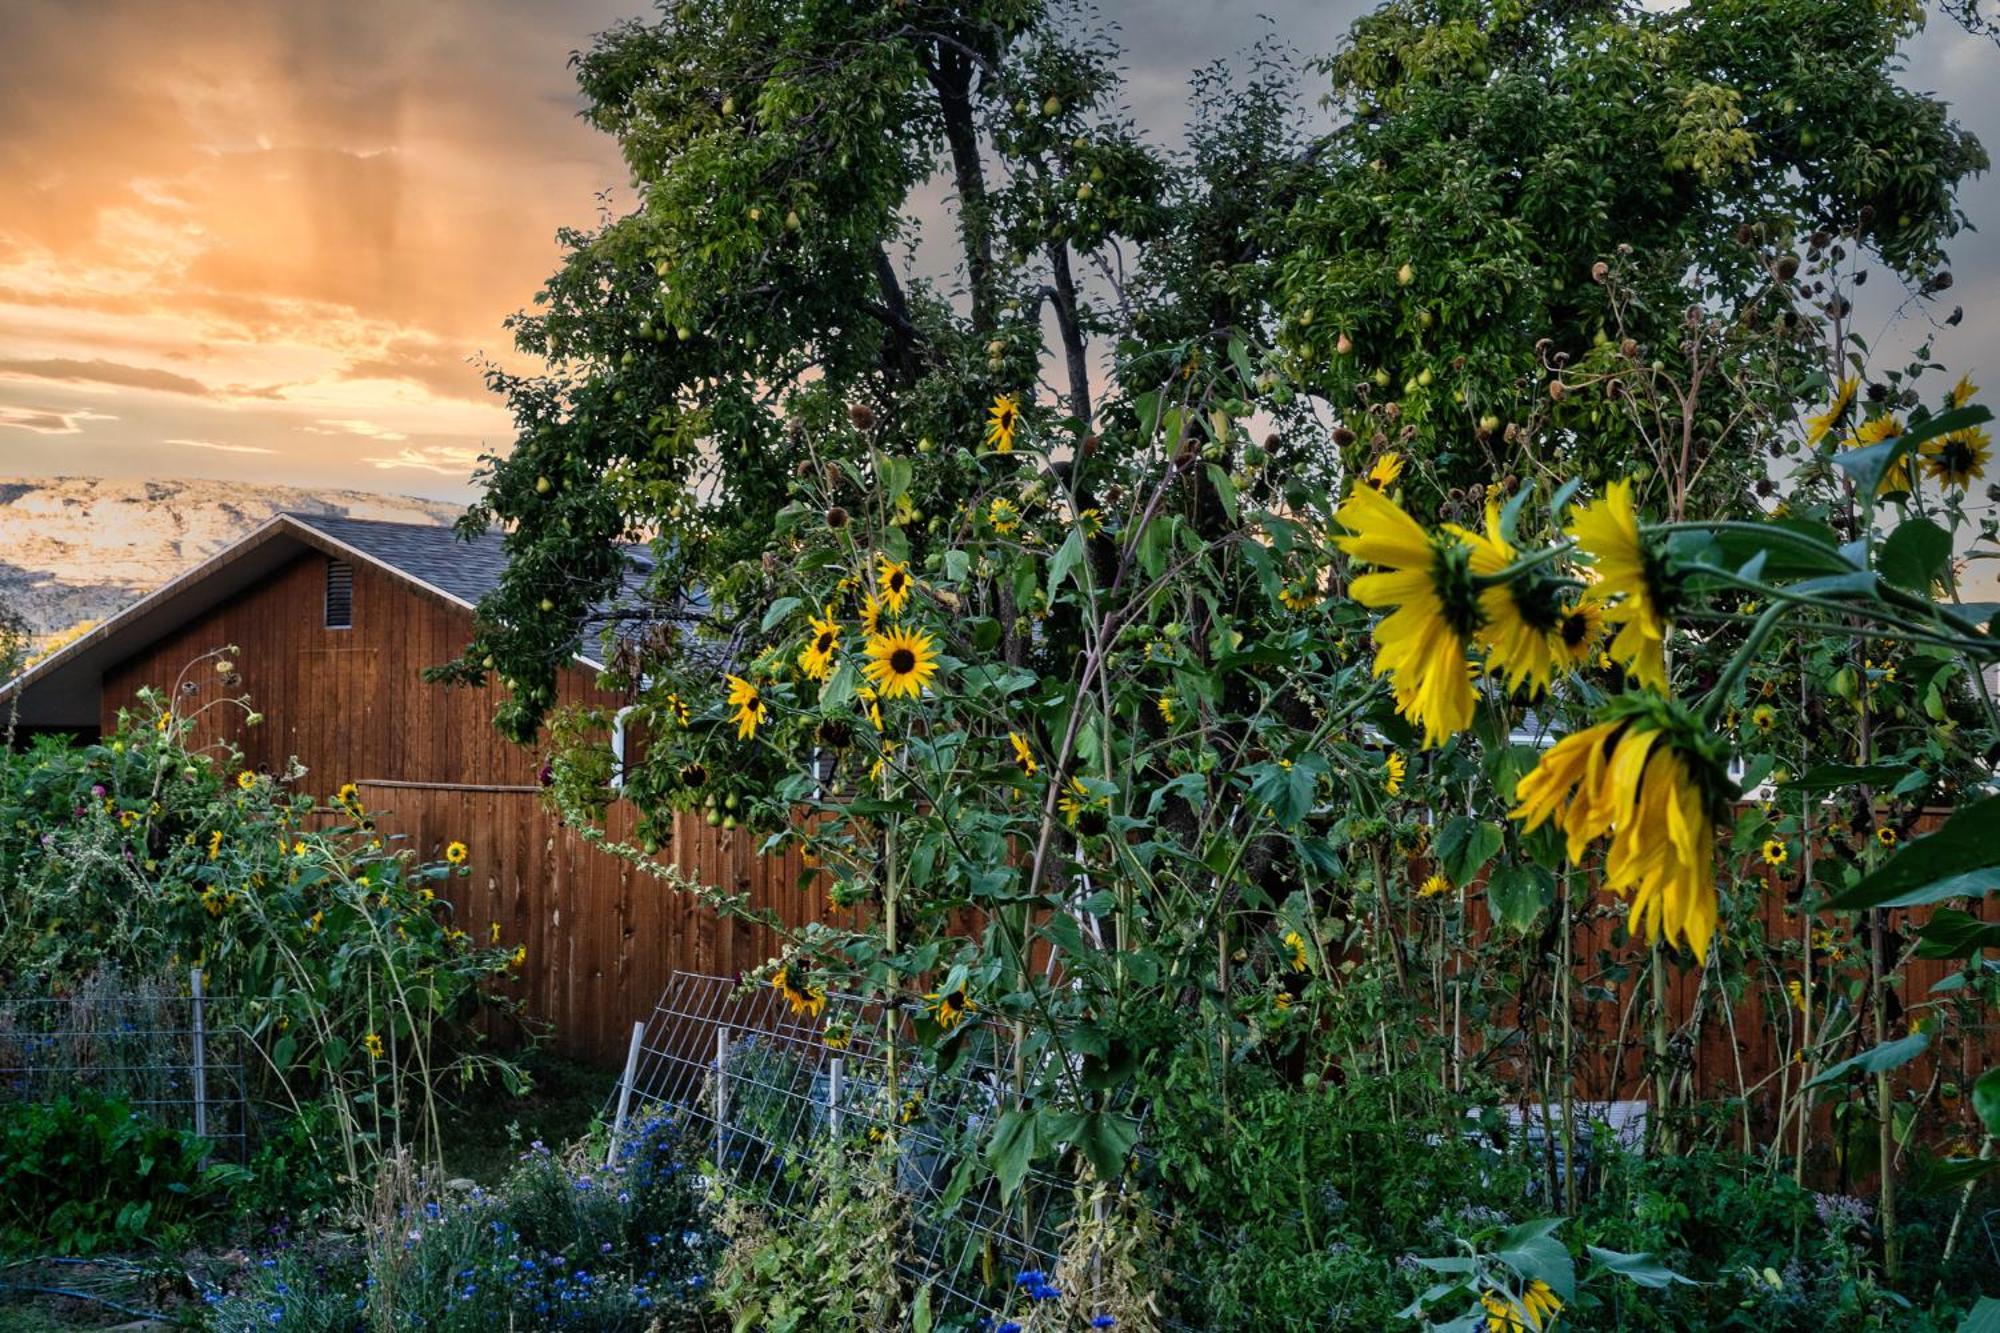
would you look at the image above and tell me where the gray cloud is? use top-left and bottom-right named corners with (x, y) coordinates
top-left (0, 358), bottom-right (213, 396)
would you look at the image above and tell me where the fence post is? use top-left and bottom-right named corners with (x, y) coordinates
top-left (189, 966), bottom-right (208, 1144)
top-left (606, 1020), bottom-right (646, 1167)
top-left (714, 1027), bottom-right (731, 1167)
top-left (828, 1055), bottom-right (845, 1137)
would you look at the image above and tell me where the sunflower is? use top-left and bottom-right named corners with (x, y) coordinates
top-left (1419, 873), bottom-right (1452, 898)
top-left (1365, 451), bottom-right (1404, 489)
top-left (1750, 704), bottom-right (1776, 732)
top-left (988, 497), bottom-right (1021, 534)
top-left (1334, 483), bottom-right (1485, 747)
top-left (772, 965), bottom-right (827, 1019)
top-left (1948, 372), bottom-right (1978, 409)
top-left (207, 829), bottom-right (224, 860)
top-left (1568, 480), bottom-right (1671, 693)
top-left (1805, 375), bottom-right (1858, 446)
top-left (1554, 599), bottom-right (1604, 666)
top-left (510, 945), bottom-right (527, 968)
top-left (725, 674), bottom-right (767, 740)
top-left (236, 770), bottom-right (257, 792)
top-left (1480, 1279), bottom-right (1562, 1333)
top-left (1058, 775), bottom-right (1109, 829)
top-left (856, 685), bottom-right (885, 732)
top-left (1383, 751), bottom-right (1407, 795)
top-left (1876, 826), bottom-right (1898, 849)
top-left (862, 627), bottom-right (940, 700)
top-left (665, 692), bottom-right (692, 727)
top-left (336, 781), bottom-right (362, 810)
top-left (1278, 578), bottom-right (1321, 612)
top-left (1511, 702), bottom-right (1731, 960)
top-left (1466, 503), bottom-right (1571, 696)
top-left (877, 555), bottom-right (914, 615)
top-left (1848, 414), bottom-right (1911, 494)
top-left (985, 393), bottom-right (1021, 453)
top-left (926, 986), bottom-right (976, 1031)
top-left (1920, 425), bottom-right (1990, 490)
top-left (1761, 838), bottom-right (1788, 867)
top-left (1787, 978), bottom-right (1806, 1013)
top-left (1282, 930), bottom-right (1310, 972)
top-left (1157, 692), bottom-right (1177, 725)
top-left (798, 606), bottom-right (841, 683)
top-left (869, 740), bottom-right (897, 782)
top-left (364, 1032), bottom-right (385, 1062)
top-left (445, 840), bottom-right (469, 866)
top-left (858, 591), bottom-right (885, 637)
top-left (1008, 731), bottom-right (1039, 777)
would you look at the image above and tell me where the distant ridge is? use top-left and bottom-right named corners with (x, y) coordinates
top-left (0, 476), bottom-right (464, 647)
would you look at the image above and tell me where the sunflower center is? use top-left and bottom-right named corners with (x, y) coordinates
top-left (1431, 539), bottom-right (1484, 637)
top-left (889, 572), bottom-right (907, 592)
top-left (815, 631), bottom-right (835, 653)
top-left (889, 647), bottom-right (917, 674)
top-left (1940, 441), bottom-right (1974, 472)
top-left (1559, 610), bottom-right (1592, 647)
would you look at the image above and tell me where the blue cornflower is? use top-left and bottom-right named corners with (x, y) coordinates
top-left (1093, 1317), bottom-right (1118, 1328)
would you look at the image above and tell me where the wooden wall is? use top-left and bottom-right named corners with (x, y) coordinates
top-left (97, 549), bottom-right (828, 1064)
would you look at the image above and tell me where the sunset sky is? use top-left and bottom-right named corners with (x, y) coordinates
top-left (2, 1), bottom-right (1997, 506)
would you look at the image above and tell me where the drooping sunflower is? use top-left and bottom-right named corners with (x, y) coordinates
top-left (798, 606), bottom-right (841, 683)
top-left (1383, 751), bottom-right (1407, 795)
top-left (858, 592), bottom-right (885, 637)
top-left (1281, 930), bottom-right (1310, 972)
top-left (1418, 873), bottom-right (1452, 898)
top-left (1480, 1279), bottom-right (1562, 1333)
top-left (1334, 483), bottom-right (1485, 748)
top-left (1568, 480), bottom-right (1671, 693)
top-left (985, 393), bottom-right (1021, 453)
top-left (1365, 451), bottom-right (1404, 489)
top-left (1920, 425), bottom-right (1990, 490)
top-left (877, 556), bottom-right (914, 615)
top-left (445, 840), bottom-right (469, 866)
top-left (1510, 700), bottom-right (1734, 961)
top-left (336, 781), bottom-right (362, 811)
top-left (926, 986), bottom-right (976, 1031)
top-left (1008, 731), bottom-right (1038, 777)
top-left (1805, 375), bottom-right (1859, 446)
top-left (1465, 503), bottom-right (1571, 696)
top-left (772, 965), bottom-right (827, 1019)
top-left (725, 674), bottom-right (767, 740)
top-left (862, 627), bottom-right (940, 700)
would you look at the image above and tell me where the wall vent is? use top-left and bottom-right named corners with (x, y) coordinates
top-left (324, 558), bottom-right (354, 628)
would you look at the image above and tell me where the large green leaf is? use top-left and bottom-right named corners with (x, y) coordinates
top-left (1584, 1246), bottom-right (1697, 1289)
top-left (1960, 1296), bottom-right (2000, 1333)
top-left (984, 1107), bottom-right (1039, 1202)
top-left (1879, 517), bottom-right (1952, 592)
top-left (1492, 1218), bottom-right (1574, 1302)
top-left (1439, 817), bottom-right (1504, 887)
top-left (1914, 908), bottom-right (2000, 960)
top-left (1808, 1032), bottom-right (1930, 1089)
top-left (1826, 796), bottom-right (2000, 910)
top-left (1974, 1068), bottom-right (2000, 1140)
top-left (1785, 763), bottom-right (1915, 794)
top-left (1488, 863), bottom-right (1553, 934)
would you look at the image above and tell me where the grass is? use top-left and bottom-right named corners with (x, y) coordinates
top-left (438, 1051), bottom-right (621, 1184)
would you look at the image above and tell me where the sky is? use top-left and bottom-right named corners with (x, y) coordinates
top-left (0, 1), bottom-right (1997, 505)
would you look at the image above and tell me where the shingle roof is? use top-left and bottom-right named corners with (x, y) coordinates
top-left (284, 512), bottom-right (516, 610)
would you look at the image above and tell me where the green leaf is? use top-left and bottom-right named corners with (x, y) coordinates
top-left (1047, 527), bottom-right (1087, 598)
top-left (1439, 817), bottom-right (1503, 886)
top-left (820, 660), bottom-right (856, 711)
top-left (912, 1285), bottom-right (933, 1333)
top-left (1973, 1068), bottom-right (2000, 1140)
top-left (760, 597), bottom-right (801, 632)
top-left (985, 1107), bottom-right (1039, 1202)
top-left (1914, 908), bottom-right (2000, 959)
top-left (1205, 464), bottom-right (1239, 523)
top-left (1959, 1296), bottom-right (2000, 1333)
top-left (1584, 1246), bottom-right (1697, 1289)
top-left (1493, 1218), bottom-right (1574, 1302)
top-left (1488, 863), bottom-right (1552, 934)
top-left (1787, 763), bottom-right (1916, 794)
top-left (1879, 517), bottom-right (1953, 592)
top-left (1827, 796), bottom-right (2000, 910)
top-left (1069, 1110), bottom-right (1139, 1182)
top-left (1808, 1032), bottom-right (1930, 1088)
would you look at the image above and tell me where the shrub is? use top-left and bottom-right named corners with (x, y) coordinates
top-left (0, 1090), bottom-right (244, 1256)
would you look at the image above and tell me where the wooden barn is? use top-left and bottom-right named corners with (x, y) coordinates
top-left (0, 512), bottom-right (817, 1063)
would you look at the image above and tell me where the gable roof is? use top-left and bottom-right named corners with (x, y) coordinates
top-left (1, 512), bottom-right (650, 731)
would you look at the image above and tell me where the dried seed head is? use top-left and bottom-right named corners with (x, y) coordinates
top-left (848, 403), bottom-right (877, 431)
top-left (826, 506), bottom-right (850, 529)
top-left (1591, 260), bottom-right (1609, 283)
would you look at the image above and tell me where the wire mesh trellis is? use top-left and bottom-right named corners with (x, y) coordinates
top-left (0, 971), bottom-right (249, 1160)
top-left (615, 970), bottom-right (1150, 1324)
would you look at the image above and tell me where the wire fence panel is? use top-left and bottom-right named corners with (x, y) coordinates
top-left (0, 975), bottom-right (249, 1160)
top-left (619, 971), bottom-right (1121, 1324)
